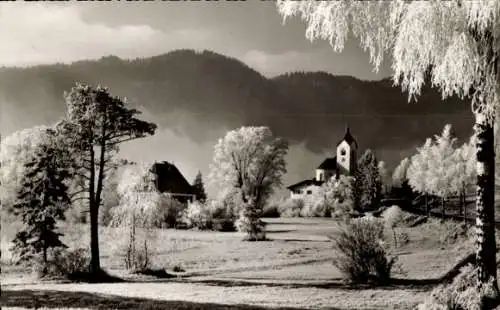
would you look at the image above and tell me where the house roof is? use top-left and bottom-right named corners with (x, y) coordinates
top-left (317, 157), bottom-right (337, 170)
top-left (150, 161), bottom-right (194, 195)
top-left (336, 126), bottom-right (358, 148)
top-left (287, 178), bottom-right (324, 190)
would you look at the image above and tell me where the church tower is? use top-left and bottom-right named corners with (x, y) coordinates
top-left (336, 126), bottom-right (358, 176)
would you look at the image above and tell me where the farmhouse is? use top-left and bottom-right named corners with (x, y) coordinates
top-left (151, 161), bottom-right (196, 203)
top-left (287, 127), bottom-right (358, 199)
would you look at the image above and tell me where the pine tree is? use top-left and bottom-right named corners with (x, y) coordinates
top-left (11, 128), bottom-right (71, 272)
top-left (61, 83), bottom-right (157, 275)
top-left (192, 171), bottom-right (207, 203)
top-left (353, 149), bottom-right (382, 211)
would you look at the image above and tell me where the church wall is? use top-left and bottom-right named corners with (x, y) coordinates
top-left (290, 184), bottom-right (322, 200)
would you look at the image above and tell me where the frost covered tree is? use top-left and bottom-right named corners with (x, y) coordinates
top-left (407, 138), bottom-right (434, 211)
top-left (353, 149), bottom-right (381, 211)
top-left (208, 126), bottom-right (288, 240)
top-left (110, 163), bottom-right (164, 271)
top-left (0, 126), bottom-right (52, 213)
top-left (391, 157), bottom-right (413, 202)
top-left (276, 1), bottom-right (500, 297)
top-left (324, 175), bottom-right (356, 219)
top-left (392, 157), bottom-right (411, 189)
top-left (429, 125), bottom-right (459, 217)
top-left (377, 161), bottom-right (391, 196)
top-left (60, 83), bottom-right (157, 276)
top-left (10, 127), bottom-right (72, 271)
top-left (407, 126), bottom-right (458, 215)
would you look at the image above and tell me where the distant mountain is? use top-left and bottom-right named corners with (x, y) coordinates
top-left (0, 49), bottom-right (474, 171)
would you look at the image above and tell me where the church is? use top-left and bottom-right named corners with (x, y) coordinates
top-left (287, 127), bottom-right (358, 199)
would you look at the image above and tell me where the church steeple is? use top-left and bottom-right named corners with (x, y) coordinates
top-left (336, 125), bottom-right (358, 176)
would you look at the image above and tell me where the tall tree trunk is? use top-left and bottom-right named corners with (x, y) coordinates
top-left (89, 147), bottom-right (100, 276)
top-left (474, 111), bottom-right (498, 295)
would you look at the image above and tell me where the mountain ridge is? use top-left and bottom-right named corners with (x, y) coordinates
top-left (0, 49), bottom-right (474, 175)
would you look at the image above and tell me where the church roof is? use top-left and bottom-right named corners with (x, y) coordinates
top-left (317, 157), bottom-right (337, 170)
top-left (287, 179), bottom-right (324, 190)
top-left (336, 126), bottom-right (358, 148)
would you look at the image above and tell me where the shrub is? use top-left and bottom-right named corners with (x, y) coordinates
top-left (236, 199), bottom-right (266, 240)
top-left (262, 196), bottom-right (283, 218)
top-left (262, 204), bottom-right (280, 218)
top-left (65, 202), bottom-right (88, 224)
top-left (213, 218), bottom-right (237, 232)
top-left (382, 205), bottom-right (405, 228)
top-left (331, 218), bottom-right (397, 285)
top-left (124, 238), bottom-right (151, 273)
top-left (421, 219), bottom-right (471, 246)
top-left (418, 264), bottom-right (498, 310)
top-left (160, 196), bottom-right (187, 228)
top-left (278, 198), bottom-right (304, 217)
top-left (33, 247), bottom-right (90, 279)
top-left (183, 201), bottom-right (213, 230)
top-left (331, 200), bottom-right (359, 220)
top-left (301, 197), bottom-right (328, 217)
top-left (183, 199), bottom-right (237, 231)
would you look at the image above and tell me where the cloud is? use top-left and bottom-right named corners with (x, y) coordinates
top-left (0, 4), bottom-right (216, 67)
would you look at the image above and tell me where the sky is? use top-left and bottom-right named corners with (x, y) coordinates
top-left (0, 1), bottom-right (392, 79)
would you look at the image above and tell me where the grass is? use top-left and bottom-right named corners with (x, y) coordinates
top-left (0, 212), bottom-right (478, 309)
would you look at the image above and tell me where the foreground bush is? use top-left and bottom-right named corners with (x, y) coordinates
top-left (418, 264), bottom-right (498, 310)
top-left (33, 247), bottom-right (90, 279)
top-left (331, 218), bottom-right (397, 285)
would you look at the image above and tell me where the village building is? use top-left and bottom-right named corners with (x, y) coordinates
top-left (151, 161), bottom-right (196, 203)
top-left (287, 127), bottom-right (358, 199)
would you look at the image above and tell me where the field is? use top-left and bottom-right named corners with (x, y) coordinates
top-left (1, 215), bottom-right (476, 309)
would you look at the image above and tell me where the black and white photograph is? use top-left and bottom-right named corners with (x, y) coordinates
top-left (1, 1), bottom-right (500, 309)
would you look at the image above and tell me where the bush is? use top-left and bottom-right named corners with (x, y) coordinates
top-left (331, 201), bottom-right (359, 220)
top-left (331, 218), bottom-right (397, 285)
top-left (262, 204), bottom-right (280, 218)
top-left (417, 264), bottom-right (498, 310)
top-left (421, 219), bottom-right (471, 246)
top-left (183, 201), bottom-right (214, 230)
top-left (124, 238), bottom-right (151, 273)
top-left (160, 197), bottom-right (187, 228)
top-left (301, 198), bottom-right (329, 217)
top-left (183, 200), bottom-right (237, 231)
top-left (65, 202), bottom-right (88, 224)
top-left (278, 198), bottom-right (304, 217)
top-left (213, 218), bottom-right (237, 232)
top-left (235, 200), bottom-right (266, 240)
top-left (33, 247), bottom-right (90, 279)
